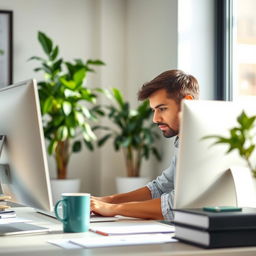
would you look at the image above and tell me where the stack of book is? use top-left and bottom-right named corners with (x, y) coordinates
top-left (0, 210), bottom-right (16, 219)
top-left (0, 195), bottom-right (15, 219)
top-left (173, 207), bottom-right (256, 248)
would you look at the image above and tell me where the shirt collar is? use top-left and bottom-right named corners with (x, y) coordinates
top-left (174, 136), bottom-right (179, 148)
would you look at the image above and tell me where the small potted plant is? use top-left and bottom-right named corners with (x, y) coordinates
top-left (95, 88), bottom-right (161, 192)
top-left (29, 31), bottom-right (105, 202)
top-left (203, 110), bottom-right (256, 177)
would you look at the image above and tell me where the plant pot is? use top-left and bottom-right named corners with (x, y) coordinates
top-left (116, 177), bottom-right (151, 194)
top-left (50, 178), bottom-right (81, 205)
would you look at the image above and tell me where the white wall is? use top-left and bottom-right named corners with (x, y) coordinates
top-left (0, 0), bottom-right (216, 196)
top-left (0, 0), bottom-right (104, 195)
top-left (0, 0), bottom-right (100, 83)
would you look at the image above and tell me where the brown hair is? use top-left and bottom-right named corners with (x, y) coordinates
top-left (138, 70), bottom-right (199, 103)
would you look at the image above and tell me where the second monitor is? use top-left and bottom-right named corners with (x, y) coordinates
top-left (175, 100), bottom-right (256, 209)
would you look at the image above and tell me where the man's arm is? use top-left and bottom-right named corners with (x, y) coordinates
top-left (92, 186), bottom-right (152, 204)
top-left (91, 197), bottom-right (163, 220)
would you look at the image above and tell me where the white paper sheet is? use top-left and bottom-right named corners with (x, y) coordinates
top-left (70, 234), bottom-right (177, 248)
top-left (48, 239), bottom-right (82, 249)
top-left (0, 217), bottom-right (31, 225)
top-left (90, 223), bottom-right (175, 236)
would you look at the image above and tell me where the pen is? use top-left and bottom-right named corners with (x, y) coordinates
top-left (89, 228), bottom-right (109, 236)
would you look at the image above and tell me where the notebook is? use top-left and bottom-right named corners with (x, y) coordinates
top-left (90, 222), bottom-right (175, 236)
top-left (0, 222), bottom-right (49, 236)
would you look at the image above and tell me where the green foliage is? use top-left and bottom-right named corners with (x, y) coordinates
top-left (203, 111), bottom-right (256, 177)
top-left (29, 31), bottom-right (105, 179)
top-left (95, 88), bottom-right (162, 177)
top-left (0, 49), bottom-right (4, 55)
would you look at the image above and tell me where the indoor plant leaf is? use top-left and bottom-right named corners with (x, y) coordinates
top-left (29, 31), bottom-right (105, 180)
top-left (38, 31), bottom-right (53, 56)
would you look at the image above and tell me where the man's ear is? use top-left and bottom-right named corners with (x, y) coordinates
top-left (184, 95), bottom-right (193, 100)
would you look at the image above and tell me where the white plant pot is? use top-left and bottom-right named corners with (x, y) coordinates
top-left (50, 178), bottom-right (81, 205)
top-left (116, 177), bottom-right (151, 194)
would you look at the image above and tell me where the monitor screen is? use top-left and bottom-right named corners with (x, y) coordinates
top-left (0, 79), bottom-right (53, 211)
top-left (174, 100), bottom-right (256, 209)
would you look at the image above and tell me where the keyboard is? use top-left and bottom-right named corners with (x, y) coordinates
top-left (37, 209), bottom-right (118, 222)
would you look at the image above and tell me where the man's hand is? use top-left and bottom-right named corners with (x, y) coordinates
top-left (91, 186), bottom-right (152, 205)
top-left (91, 197), bottom-right (117, 217)
top-left (90, 197), bottom-right (164, 220)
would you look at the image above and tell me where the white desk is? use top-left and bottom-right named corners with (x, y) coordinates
top-left (1, 207), bottom-right (256, 256)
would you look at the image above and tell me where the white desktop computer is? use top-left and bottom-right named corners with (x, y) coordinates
top-left (174, 100), bottom-right (256, 209)
top-left (0, 79), bottom-right (53, 212)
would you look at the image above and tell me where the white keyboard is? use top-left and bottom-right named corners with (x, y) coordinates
top-left (37, 210), bottom-right (118, 222)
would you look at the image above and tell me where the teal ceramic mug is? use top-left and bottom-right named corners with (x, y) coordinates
top-left (54, 193), bottom-right (90, 233)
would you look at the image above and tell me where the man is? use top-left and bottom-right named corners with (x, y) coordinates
top-left (91, 69), bottom-right (199, 220)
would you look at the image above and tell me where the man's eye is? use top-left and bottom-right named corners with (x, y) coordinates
top-left (159, 108), bottom-right (167, 112)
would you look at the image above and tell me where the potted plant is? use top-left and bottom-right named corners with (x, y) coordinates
top-left (203, 111), bottom-right (256, 177)
top-left (95, 88), bottom-right (161, 193)
top-left (29, 31), bottom-right (104, 202)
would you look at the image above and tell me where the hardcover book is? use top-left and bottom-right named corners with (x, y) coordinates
top-left (175, 223), bottom-right (256, 248)
top-left (174, 207), bottom-right (256, 230)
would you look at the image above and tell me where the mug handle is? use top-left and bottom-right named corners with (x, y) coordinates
top-left (54, 199), bottom-right (68, 223)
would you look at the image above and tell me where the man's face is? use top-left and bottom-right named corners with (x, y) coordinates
top-left (149, 89), bottom-right (180, 138)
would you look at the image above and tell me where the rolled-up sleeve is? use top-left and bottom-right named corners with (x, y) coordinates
top-left (160, 191), bottom-right (175, 221)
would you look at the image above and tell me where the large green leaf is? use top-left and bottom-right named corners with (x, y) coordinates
top-left (56, 126), bottom-right (69, 141)
top-left (42, 96), bottom-right (54, 114)
top-left (98, 134), bottom-right (112, 146)
top-left (83, 123), bottom-right (97, 141)
top-left (27, 56), bottom-right (45, 62)
top-left (72, 140), bottom-right (82, 153)
top-left (60, 77), bottom-right (76, 90)
top-left (83, 139), bottom-right (94, 151)
top-left (38, 31), bottom-right (53, 56)
top-left (50, 46), bottom-right (59, 61)
top-left (86, 59), bottom-right (105, 66)
top-left (52, 59), bottom-right (63, 73)
top-left (73, 68), bottom-right (86, 85)
top-left (62, 101), bottom-right (72, 116)
top-left (47, 140), bottom-right (57, 155)
top-left (112, 88), bottom-right (125, 107)
top-left (75, 112), bottom-right (85, 125)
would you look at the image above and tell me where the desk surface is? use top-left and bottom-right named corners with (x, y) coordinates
top-left (1, 207), bottom-right (256, 256)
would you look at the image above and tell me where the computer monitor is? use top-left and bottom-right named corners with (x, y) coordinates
top-left (0, 79), bottom-right (53, 211)
top-left (174, 100), bottom-right (256, 209)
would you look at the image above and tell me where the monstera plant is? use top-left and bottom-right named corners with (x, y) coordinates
top-left (29, 31), bottom-right (105, 180)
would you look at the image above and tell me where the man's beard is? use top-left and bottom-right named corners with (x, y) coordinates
top-left (157, 123), bottom-right (178, 138)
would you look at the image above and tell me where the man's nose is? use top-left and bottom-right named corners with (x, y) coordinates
top-left (153, 111), bottom-right (161, 123)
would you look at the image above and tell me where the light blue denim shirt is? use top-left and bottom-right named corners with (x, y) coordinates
top-left (146, 136), bottom-right (179, 221)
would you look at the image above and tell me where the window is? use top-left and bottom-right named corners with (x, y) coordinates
top-left (233, 0), bottom-right (256, 99)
